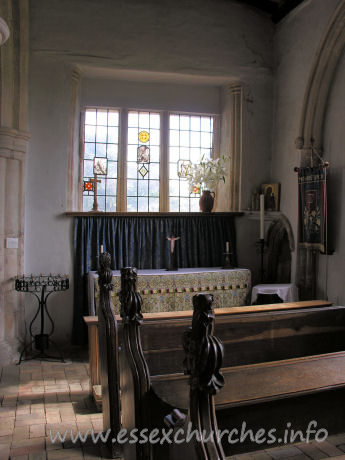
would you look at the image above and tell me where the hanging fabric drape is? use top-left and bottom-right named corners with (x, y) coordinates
top-left (72, 215), bottom-right (237, 344)
top-left (298, 165), bottom-right (327, 252)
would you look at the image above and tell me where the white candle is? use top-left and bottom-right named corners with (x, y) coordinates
top-left (260, 194), bottom-right (265, 240)
top-left (100, 244), bottom-right (104, 253)
top-left (226, 241), bottom-right (230, 253)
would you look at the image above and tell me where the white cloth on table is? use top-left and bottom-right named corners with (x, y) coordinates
top-left (251, 283), bottom-right (298, 304)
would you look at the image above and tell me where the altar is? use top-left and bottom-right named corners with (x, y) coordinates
top-left (88, 267), bottom-right (251, 315)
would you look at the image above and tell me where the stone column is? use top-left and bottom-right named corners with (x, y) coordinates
top-left (66, 68), bottom-right (81, 211)
top-left (217, 84), bottom-right (243, 212)
top-left (0, 0), bottom-right (29, 364)
top-left (0, 129), bottom-right (29, 363)
top-left (229, 84), bottom-right (243, 212)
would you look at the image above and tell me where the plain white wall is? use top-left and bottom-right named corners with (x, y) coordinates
top-left (29, 0), bottom-right (273, 78)
top-left (25, 57), bottom-right (75, 344)
top-left (82, 78), bottom-right (221, 114)
top-left (25, 0), bottom-right (274, 343)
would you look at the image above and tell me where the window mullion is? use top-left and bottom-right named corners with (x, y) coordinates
top-left (212, 115), bottom-right (221, 159)
top-left (78, 111), bottom-right (85, 211)
top-left (160, 111), bottom-right (169, 212)
top-left (117, 108), bottom-right (128, 211)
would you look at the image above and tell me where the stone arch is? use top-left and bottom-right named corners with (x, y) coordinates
top-left (265, 215), bottom-right (295, 284)
top-left (295, 0), bottom-right (345, 158)
top-left (295, 0), bottom-right (345, 300)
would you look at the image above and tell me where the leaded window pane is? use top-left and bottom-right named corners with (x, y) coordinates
top-left (168, 114), bottom-right (214, 212)
top-left (82, 108), bottom-right (119, 211)
top-left (126, 110), bottom-right (161, 212)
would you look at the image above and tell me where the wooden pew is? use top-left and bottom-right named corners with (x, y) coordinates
top-left (138, 302), bottom-right (345, 456)
top-left (97, 255), bottom-right (344, 458)
top-left (86, 299), bottom-right (334, 404)
top-left (97, 253), bottom-right (122, 459)
top-left (83, 315), bottom-right (102, 410)
top-left (98, 254), bottom-right (225, 459)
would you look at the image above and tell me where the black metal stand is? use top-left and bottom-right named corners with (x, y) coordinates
top-left (15, 274), bottom-right (69, 364)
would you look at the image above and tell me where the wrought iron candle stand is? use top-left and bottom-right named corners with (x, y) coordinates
top-left (15, 274), bottom-right (69, 364)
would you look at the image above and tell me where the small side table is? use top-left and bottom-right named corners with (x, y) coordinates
top-left (15, 274), bottom-right (69, 364)
top-left (251, 283), bottom-right (299, 305)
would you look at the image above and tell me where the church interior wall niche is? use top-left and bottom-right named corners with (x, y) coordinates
top-left (265, 216), bottom-right (294, 284)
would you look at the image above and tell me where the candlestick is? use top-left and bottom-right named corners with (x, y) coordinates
top-left (259, 238), bottom-right (265, 283)
top-left (260, 194), bottom-right (265, 240)
top-left (100, 244), bottom-right (104, 253)
top-left (226, 241), bottom-right (230, 253)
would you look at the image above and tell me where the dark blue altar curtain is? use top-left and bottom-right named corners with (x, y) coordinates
top-left (72, 215), bottom-right (237, 344)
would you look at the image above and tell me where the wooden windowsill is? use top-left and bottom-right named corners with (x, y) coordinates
top-left (64, 211), bottom-right (244, 217)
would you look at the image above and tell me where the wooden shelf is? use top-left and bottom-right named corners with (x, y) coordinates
top-left (65, 211), bottom-right (244, 217)
top-left (242, 210), bottom-right (282, 220)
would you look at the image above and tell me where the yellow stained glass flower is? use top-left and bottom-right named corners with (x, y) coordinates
top-left (138, 131), bottom-right (150, 143)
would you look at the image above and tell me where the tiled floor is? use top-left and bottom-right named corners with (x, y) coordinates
top-left (1, 361), bottom-right (345, 460)
top-left (0, 360), bottom-right (106, 459)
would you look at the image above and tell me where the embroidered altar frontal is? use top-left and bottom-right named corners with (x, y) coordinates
top-left (90, 268), bottom-right (251, 314)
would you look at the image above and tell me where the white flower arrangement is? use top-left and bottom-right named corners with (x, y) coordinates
top-left (187, 154), bottom-right (230, 194)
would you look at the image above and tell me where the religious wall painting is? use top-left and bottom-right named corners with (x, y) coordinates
top-left (261, 183), bottom-right (280, 211)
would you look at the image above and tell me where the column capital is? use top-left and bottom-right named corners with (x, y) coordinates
top-left (72, 67), bottom-right (82, 83)
top-left (223, 82), bottom-right (243, 97)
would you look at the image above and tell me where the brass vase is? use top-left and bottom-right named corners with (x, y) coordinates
top-left (199, 190), bottom-right (215, 212)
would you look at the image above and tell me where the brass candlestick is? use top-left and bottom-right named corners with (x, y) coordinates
top-left (222, 252), bottom-right (233, 269)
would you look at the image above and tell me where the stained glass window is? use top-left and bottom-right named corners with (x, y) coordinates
top-left (83, 108), bottom-right (119, 211)
top-left (169, 114), bottom-right (214, 212)
top-left (127, 111), bottom-right (160, 212)
top-left (81, 108), bottom-right (216, 213)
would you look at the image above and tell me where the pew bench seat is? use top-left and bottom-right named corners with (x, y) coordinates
top-left (95, 298), bottom-right (343, 457)
top-left (84, 300), bottom-right (332, 407)
top-left (152, 350), bottom-right (345, 409)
